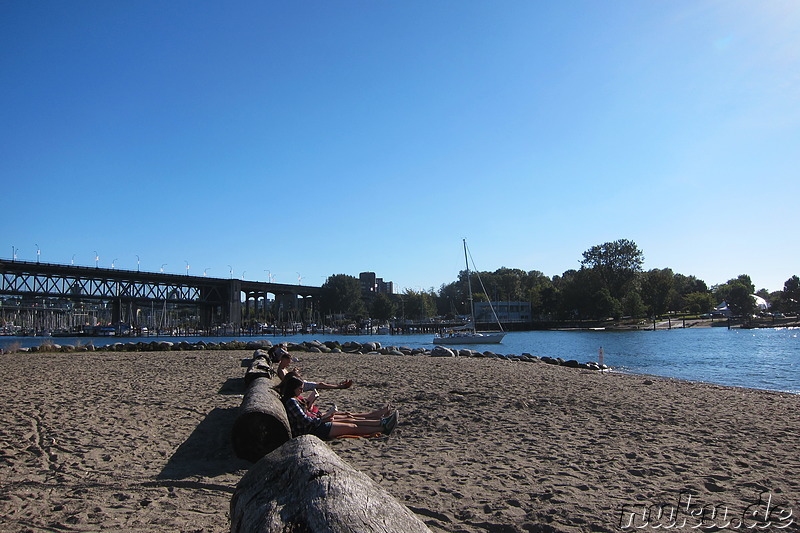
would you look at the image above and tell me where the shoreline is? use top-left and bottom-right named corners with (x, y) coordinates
top-left (1, 349), bottom-right (797, 532)
top-left (3, 332), bottom-right (799, 397)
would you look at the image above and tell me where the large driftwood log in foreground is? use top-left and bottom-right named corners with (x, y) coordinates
top-left (231, 377), bottom-right (292, 462)
top-left (230, 435), bottom-right (432, 533)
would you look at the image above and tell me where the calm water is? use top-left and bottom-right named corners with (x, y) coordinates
top-left (3, 328), bottom-right (798, 394)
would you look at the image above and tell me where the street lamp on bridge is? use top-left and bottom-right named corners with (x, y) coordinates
top-left (35, 244), bottom-right (40, 263)
top-left (94, 251), bottom-right (99, 268)
top-left (204, 268), bottom-right (210, 277)
top-left (184, 260), bottom-right (190, 276)
top-left (161, 263), bottom-right (167, 273)
top-left (12, 246), bottom-right (17, 262)
top-left (136, 255), bottom-right (140, 271)
top-left (112, 258), bottom-right (118, 269)
top-left (228, 265), bottom-right (233, 279)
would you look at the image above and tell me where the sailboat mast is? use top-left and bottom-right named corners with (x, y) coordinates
top-left (464, 239), bottom-right (475, 331)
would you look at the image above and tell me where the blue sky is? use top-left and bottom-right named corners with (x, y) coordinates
top-left (2, 1), bottom-right (798, 293)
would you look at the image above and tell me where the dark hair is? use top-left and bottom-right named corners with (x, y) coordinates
top-left (278, 374), bottom-right (304, 403)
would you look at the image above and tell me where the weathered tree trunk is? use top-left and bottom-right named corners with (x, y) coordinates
top-left (230, 435), bottom-right (432, 533)
top-left (244, 356), bottom-right (275, 385)
top-left (231, 377), bottom-right (292, 462)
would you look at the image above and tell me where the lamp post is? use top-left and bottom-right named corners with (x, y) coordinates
top-left (136, 255), bottom-right (140, 272)
top-left (94, 251), bottom-right (99, 268)
top-left (35, 244), bottom-right (40, 263)
top-left (264, 269), bottom-right (273, 283)
top-left (112, 258), bottom-right (117, 269)
top-left (71, 254), bottom-right (75, 265)
top-left (160, 263), bottom-right (167, 273)
top-left (297, 272), bottom-right (302, 285)
top-left (203, 268), bottom-right (210, 277)
top-left (184, 260), bottom-right (190, 276)
top-left (242, 271), bottom-right (247, 281)
top-left (12, 246), bottom-right (17, 262)
top-left (228, 265), bottom-right (233, 279)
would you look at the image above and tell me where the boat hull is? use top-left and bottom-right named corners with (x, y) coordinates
top-left (433, 332), bottom-right (506, 345)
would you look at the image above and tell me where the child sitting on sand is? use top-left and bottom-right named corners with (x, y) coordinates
top-left (277, 374), bottom-right (398, 439)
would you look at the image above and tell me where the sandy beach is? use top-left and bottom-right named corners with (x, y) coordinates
top-left (1, 348), bottom-right (798, 532)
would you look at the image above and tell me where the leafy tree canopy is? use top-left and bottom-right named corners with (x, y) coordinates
top-left (580, 239), bottom-right (644, 298)
top-left (321, 274), bottom-right (363, 317)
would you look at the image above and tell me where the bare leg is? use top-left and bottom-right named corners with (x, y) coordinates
top-left (328, 420), bottom-right (382, 438)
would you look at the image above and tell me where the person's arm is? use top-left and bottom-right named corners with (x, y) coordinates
top-left (303, 389), bottom-right (320, 411)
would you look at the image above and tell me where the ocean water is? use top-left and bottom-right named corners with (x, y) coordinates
top-left (2, 327), bottom-right (798, 394)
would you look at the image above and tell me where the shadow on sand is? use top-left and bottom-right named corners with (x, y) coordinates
top-left (157, 406), bottom-right (251, 481)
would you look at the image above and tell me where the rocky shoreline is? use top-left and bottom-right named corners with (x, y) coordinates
top-left (5, 338), bottom-right (610, 372)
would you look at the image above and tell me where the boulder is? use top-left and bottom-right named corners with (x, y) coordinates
top-left (431, 346), bottom-right (455, 357)
top-left (342, 342), bottom-right (362, 353)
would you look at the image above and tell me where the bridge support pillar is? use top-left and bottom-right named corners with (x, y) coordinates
top-left (227, 279), bottom-right (242, 333)
top-left (111, 299), bottom-right (121, 325)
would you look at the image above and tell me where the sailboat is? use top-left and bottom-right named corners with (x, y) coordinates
top-left (433, 240), bottom-right (506, 345)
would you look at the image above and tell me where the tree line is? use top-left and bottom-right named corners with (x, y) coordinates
top-left (320, 239), bottom-right (800, 323)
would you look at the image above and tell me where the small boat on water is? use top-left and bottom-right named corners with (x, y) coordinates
top-left (434, 239), bottom-right (506, 345)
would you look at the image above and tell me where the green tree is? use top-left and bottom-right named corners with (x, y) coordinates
top-left (321, 274), bottom-right (365, 319)
top-left (593, 288), bottom-right (622, 320)
top-left (622, 291), bottom-right (647, 318)
top-left (402, 289), bottom-right (436, 320)
top-left (435, 281), bottom-right (460, 317)
top-left (784, 275), bottom-right (800, 313)
top-left (640, 269), bottom-right (675, 317)
top-left (557, 268), bottom-right (604, 319)
top-left (727, 283), bottom-right (756, 319)
top-left (673, 274), bottom-right (709, 295)
top-left (580, 239), bottom-right (644, 299)
top-left (370, 293), bottom-right (396, 322)
top-left (713, 275), bottom-right (755, 304)
top-left (683, 292), bottom-right (715, 314)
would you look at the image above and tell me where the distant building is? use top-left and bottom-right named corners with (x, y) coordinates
top-left (359, 272), bottom-right (394, 296)
top-left (473, 301), bottom-right (530, 324)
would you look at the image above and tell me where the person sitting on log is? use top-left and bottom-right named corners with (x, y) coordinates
top-left (267, 343), bottom-right (290, 363)
top-left (278, 374), bottom-right (398, 439)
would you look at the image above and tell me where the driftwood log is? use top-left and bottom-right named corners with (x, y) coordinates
top-left (230, 435), bottom-right (432, 533)
top-left (231, 376), bottom-right (292, 462)
top-left (244, 356), bottom-right (275, 385)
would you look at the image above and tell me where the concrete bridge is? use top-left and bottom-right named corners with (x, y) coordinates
top-left (0, 259), bottom-right (322, 332)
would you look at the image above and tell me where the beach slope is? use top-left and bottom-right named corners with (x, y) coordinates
top-left (1, 350), bottom-right (797, 532)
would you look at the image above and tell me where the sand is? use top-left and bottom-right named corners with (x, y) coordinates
top-left (1, 348), bottom-right (798, 532)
